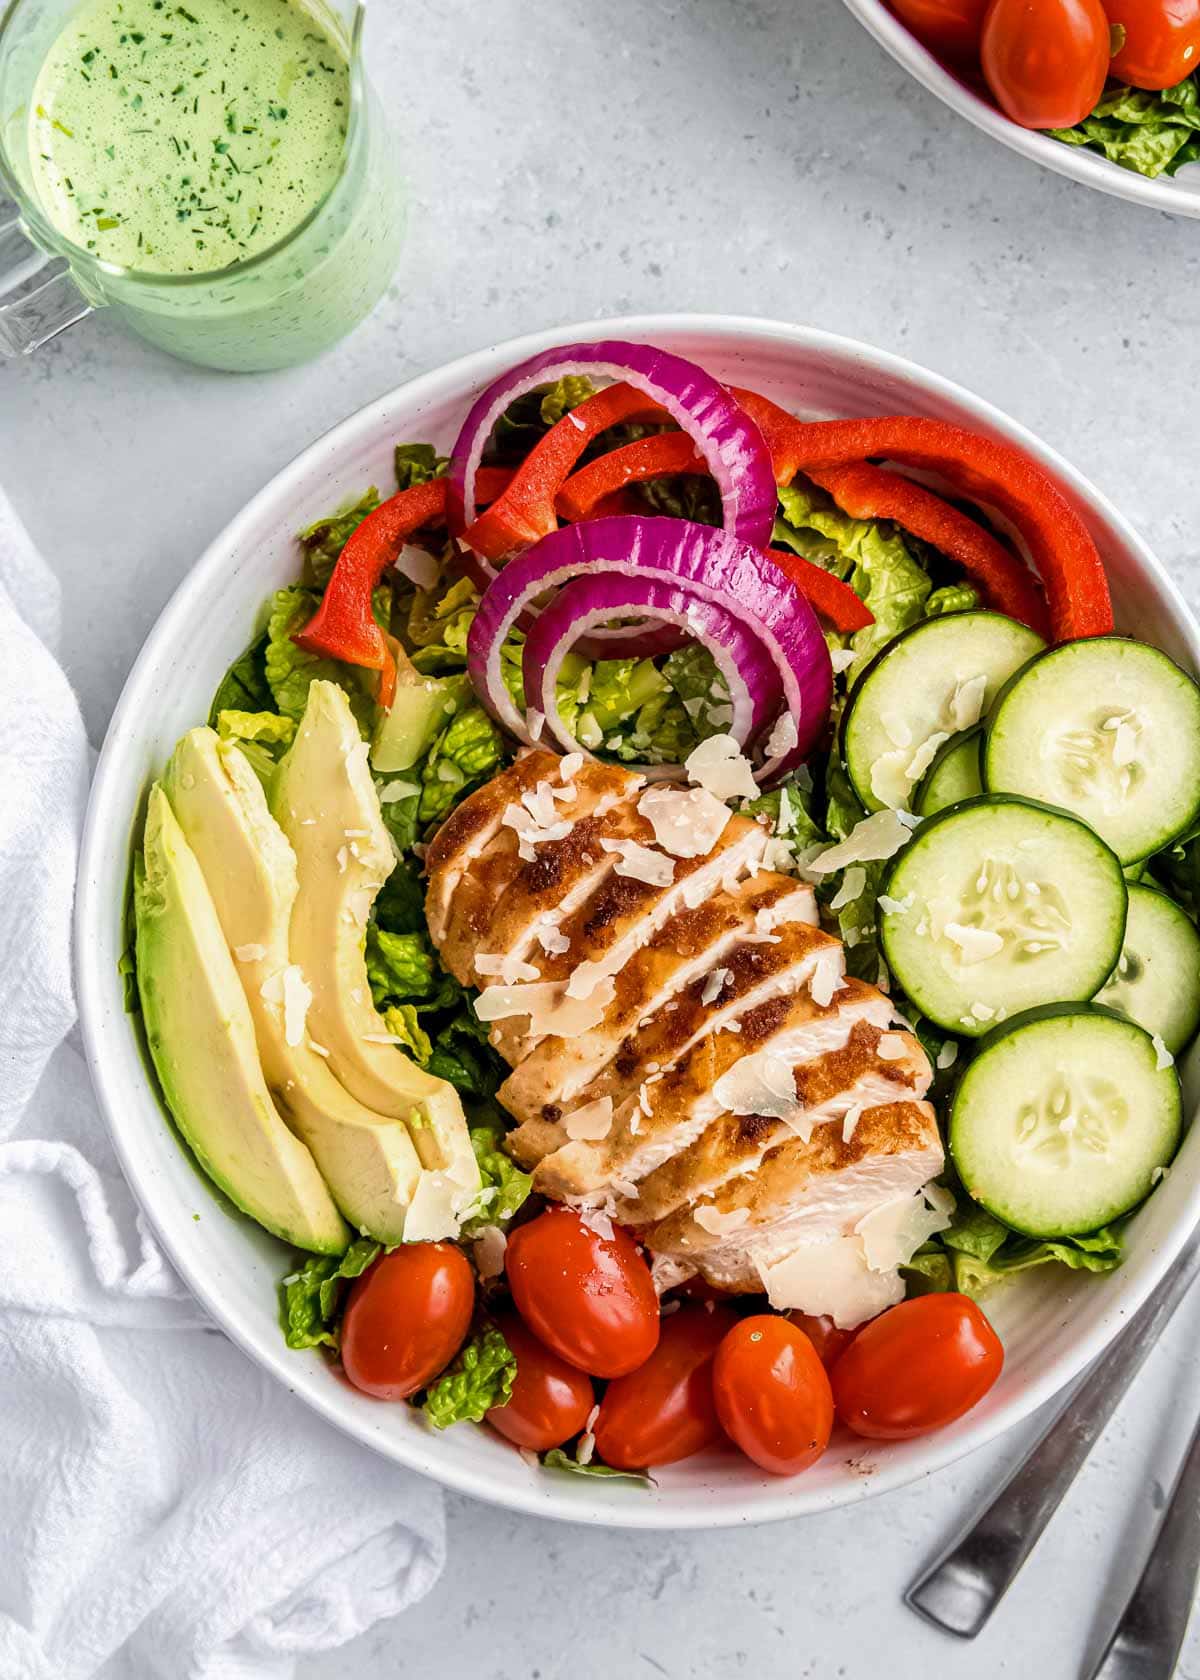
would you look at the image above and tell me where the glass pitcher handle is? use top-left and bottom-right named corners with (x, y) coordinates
top-left (0, 198), bottom-right (93, 357)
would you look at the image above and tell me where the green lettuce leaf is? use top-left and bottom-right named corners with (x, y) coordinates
top-left (365, 927), bottom-right (438, 1007)
top-left (636, 471), bottom-right (722, 526)
top-left (541, 1448), bottom-right (653, 1483)
top-left (941, 1201), bottom-right (1123, 1297)
top-left (213, 710), bottom-right (296, 791)
top-left (394, 442), bottom-right (446, 490)
top-left (465, 1123), bottom-right (532, 1230)
top-left (209, 634), bottom-right (273, 720)
top-left (925, 583), bottom-right (980, 618)
top-left (902, 1243), bottom-right (954, 1295)
top-left (422, 1325), bottom-right (516, 1427)
top-left (298, 488), bottom-right (380, 590)
top-left (418, 703), bottom-right (504, 826)
top-left (425, 1010), bottom-right (505, 1098)
top-left (381, 1003), bottom-right (433, 1063)
top-left (263, 586), bottom-right (376, 733)
top-left (487, 376), bottom-right (596, 462)
top-left (373, 854), bottom-right (426, 936)
top-left (279, 1237), bottom-right (381, 1350)
top-left (1049, 78), bottom-right (1200, 179)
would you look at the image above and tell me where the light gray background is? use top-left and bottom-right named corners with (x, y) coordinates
top-left (4, 0), bottom-right (1200, 1674)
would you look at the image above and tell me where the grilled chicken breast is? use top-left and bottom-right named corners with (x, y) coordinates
top-left (425, 753), bottom-right (943, 1325)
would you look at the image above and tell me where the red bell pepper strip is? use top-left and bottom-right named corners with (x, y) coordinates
top-left (765, 548), bottom-right (876, 634)
top-left (728, 387), bottom-right (1112, 642)
top-left (460, 383), bottom-right (664, 561)
top-left (295, 467), bottom-right (512, 709)
top-left (808, 462), bottom-right (1051, 639)
top-left (556, 432), bottom-right (704, 521)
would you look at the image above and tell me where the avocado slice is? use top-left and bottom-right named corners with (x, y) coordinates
top-left (163, 729), bottom-right (425, 1246)
top-left (135, 786), bottom-right (348, 1255)
top-left (272, 680), bottom-right (479, 1217)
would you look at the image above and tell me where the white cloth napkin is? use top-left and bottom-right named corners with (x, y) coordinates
top-left (0, 486), bottom-right (445, 1680)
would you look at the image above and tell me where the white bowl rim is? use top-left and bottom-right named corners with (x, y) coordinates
top-left (75, 311), bottom-right (1200, 1529)
top-left (840, 0), bottom-right (1200, 218)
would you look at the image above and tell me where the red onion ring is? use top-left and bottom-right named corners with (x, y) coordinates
top-left (465, 515), bottom-right (833, 783)
top-left (446, 340), bottom-right (777, 547)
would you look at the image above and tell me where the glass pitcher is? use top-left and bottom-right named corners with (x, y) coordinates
top-left (0, 0), bottom-right (403, 369)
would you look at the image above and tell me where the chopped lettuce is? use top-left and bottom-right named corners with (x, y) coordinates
top-left (417, 703), bottom-right (504, 826)
top-left (636, 470), bottom-right (722, 526)
top-left (1049, 78), bottom-right (1200, 179)
top-left (940, 1202), bottom-right (1123, 1297)
top-left (373, 853), bottom-right (426, 936)
top-left (487, 375), bottom-right (596, 463)
top-left (394, 442), bottom-right (446, 490)
top-left (209, 633), bottom-right (273, 721)
top-left (541, 1448), bottom-right (653, 1484)
top-left (467, 1122), bottom-right (533, 1229)
top-left (422, 1325), bottom-right (516, 1427)
top-left (213, 708), bottom-right (296, 791)
top-left (365, 927), bottom-right (440, 1007)
top-left (925, 582), bottom-right (980, 617)
top-left (381, 1003), bottom-right (433, 1063)
top-left (298, 488), bottom-right (380, 589)
top-left (406, 576), bottom-right (479, 667)
top-left (263, 586), bottom-right (377, 733)
top-left (279, 1237), bottom-right (381, 1350)
top-left (425, 1009), bottom-right (504, 1099)
top-left (901, 1243), bottom-right (954, 1296)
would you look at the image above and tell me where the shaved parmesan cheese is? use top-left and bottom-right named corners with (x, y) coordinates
top-left (830, 865), bottom-right (867, 911)
top-left (559, 752), bottom-right (584, 779)
top-left (685, 733), bottom-right (758, 801)
top-left (575, 1203), bottom-right (615, 1242)
top-left (754, 1235), bottom-right (905, 1329)
top-left (376, 778), bottom-right (420, 804)
top-left (856, 1189), bottom-right (953, 1272)
top-left (234, 942), bottom-right (267, 963)
top-left (474, 978), bottom-right (616, 1037)
top-left (565, 957), bottom-right (613, 1001)
top-left (702, 967), bottom-right (732, 1006)
top-left (905, 731), bottom-right (950, 784)
top-left (969, 1001), bottom-right (995, 1022)
top-left (261, 965), bottom-right (311, 1047)
top-left (830, 647), bottom-right (857, 674)
top-left (563, 1096), bottom-right (614, 1142)
top-left (842, 1103), bottom-right (864, 1144)
top-left (472, 1225), bottom-right (507, 1280)
top-left (950, 674), bottom-right (989, 732)
top-left (713, 1048), bottom-right (799, 1121)
top-left (533, 914), bottom-right (570, 956)
top-left (394, 543), bottom-right (440, 589)
top-left (762, 837), bottom-right (797, 873)
top-left (308, 1039), bottom-right (330, 1058)
top-left (944, 922), bottom-right (1004, 963)
top-left (877, 893), bottom-right (914, 916)
top-left (403, 1172), bottom-right (461, 1243)
top-left (600, 837), bottom-right (675, 887)
top-left (936, 1040), bottom-right (959, 1070)
top-left (502, 798), bottom-right (573, 861)
top-left (637, 785), bottom-right (731, 858)
top-left (808, 810), bottom-right (912, 875)
top-left (694, 1203), bottom-right (751, 1236)
top-left (809, 947), bottom-right (845, 1009)
top-left (526, 708), bottom-right (546, 743)
top-left (475, 952), bottom-right (541, 984)
top-left (882, 714), bottom-right (912, 750)
top-left (764, 712), bottom-right (799, 761)
top-left (876, 1032), bottom-right (908, 1061)
top-left (1153, 1033), bottom-right (1174, 1070)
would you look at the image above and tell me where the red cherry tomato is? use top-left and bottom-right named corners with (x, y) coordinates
top-left (593, 1305), bottom-right (738, 1470)
top-left (485, 1315), bottom-right (595, 1452)
top-left (340, 1243), bottom-right (474, 1401)
top-left (981, 0), bottom-right (1110, 128)
top-left (506, 1207), bottom-right (660, 1378)
top-left (786, 1311), bottom-right (856, 1370)
top-left (831, 1293), bottom-right (1004, 1440)
top-left (1105, 0), bottom-right (1200, 90)
top-left (712, 1316), bottom-right (834, 1477)
top-left (888, 0), bottom-right (990, 61)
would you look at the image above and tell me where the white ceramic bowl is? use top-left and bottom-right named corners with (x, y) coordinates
top-left (841, 0), bottom-right (1200, 218)
top-left (76, 313), bottom-right (1200, 1529)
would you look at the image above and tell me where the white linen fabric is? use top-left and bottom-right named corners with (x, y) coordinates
top-left (0, 486), bottom-right (445, 1680)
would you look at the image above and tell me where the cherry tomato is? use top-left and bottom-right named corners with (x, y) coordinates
top-left (506, 1207), bottom-right (659, 1378)
top-left (485, 1315), bottom-right (595, 1452)
top-left (340, 1243), bottom-right (474, 1401)
top-left (981, 0), bottom-right (1110, 129)
top-left (712, 1316), bottom-right (834, 1477)
top-left (786, 1311), bottom-right (856, 1370)
top-left (888, 0), bottom-right (990, 62)
top-left (593, 1306), bottom-right (738, 1470)
top-left (831, 1293), bottom-right (1003, 1440)
top-left (1105, 0), bottom-right (1200, 90)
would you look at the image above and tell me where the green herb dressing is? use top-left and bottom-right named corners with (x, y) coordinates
top-left (29, 0), bottom-right (351, 274)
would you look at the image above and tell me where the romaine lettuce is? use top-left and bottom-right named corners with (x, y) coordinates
top-left (422, 1325), bottom-right (516, 1427)
top-left (1049, 78), bottom-right (1200, 179)
top-left (279, 1237), bottom-right (381, 1350)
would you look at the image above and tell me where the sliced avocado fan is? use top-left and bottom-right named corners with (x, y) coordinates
top-left (272, 680), bottom-right (480, 1222)
top-left (163, 728), bottom-right (427, 1247)
top-left (135, 785), bottom-right (348, 1255)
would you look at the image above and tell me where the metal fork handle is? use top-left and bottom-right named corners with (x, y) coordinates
top-left (906, 1234), bottom-right (1200, 1639)
top-left (1086, 1409), bottom-right (1200, 1680)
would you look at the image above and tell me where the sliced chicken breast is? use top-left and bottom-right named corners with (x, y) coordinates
top-left (533, 980), bottom-right (900, 1201)
top-left (432, 756), bottom-right (642, 982)
top-left (642, 1099), bottom-right (944, 1292)
top-left (498, 872), bottom-right (817, 1128)
top-left (622, 1025), bottom-right (931, 1224)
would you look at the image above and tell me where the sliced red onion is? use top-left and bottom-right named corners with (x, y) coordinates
top-left (446, 340), bottom-right (777, 548)
top-left (524, 574), bottom-right (783, 776)
top-left (465, 515), bottom-right (833, 783)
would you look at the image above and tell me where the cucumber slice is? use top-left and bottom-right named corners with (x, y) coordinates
top-left (984, 637), bottom-right (1200, 864)
top-left (950, 1004), bottom-right (1181, 1237)
top-left (914, 727), bottom-right (983, 818)
top-left (1095, 883), bottom-right (1200, 1055)
top-left (841, 612), bottom-right (1045, 813)
top-left (879, 795), bottom-right (1126, 1036)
